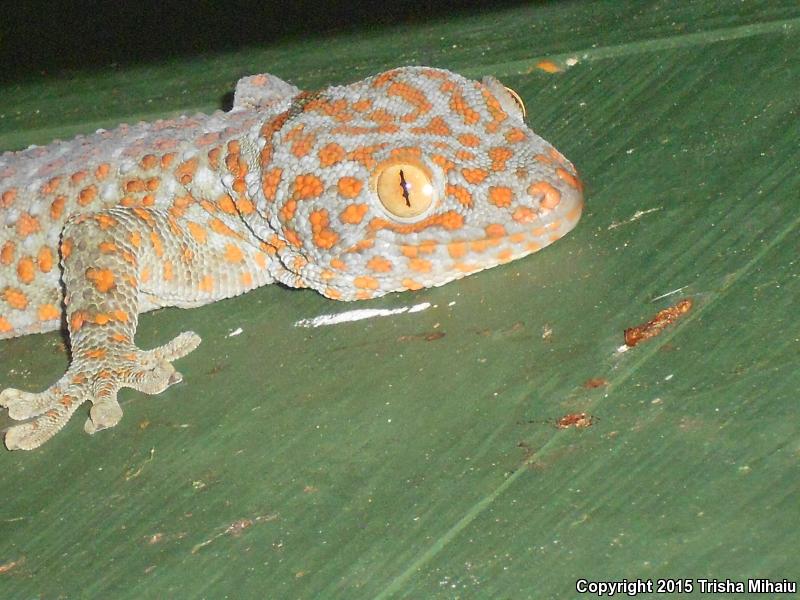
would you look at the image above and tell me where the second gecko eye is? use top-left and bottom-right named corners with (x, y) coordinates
top-left (374, 160), bottom-right (436, 220)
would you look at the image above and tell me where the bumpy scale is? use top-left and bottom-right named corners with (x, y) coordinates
top-left (0, 67), bottom-right (583, 450)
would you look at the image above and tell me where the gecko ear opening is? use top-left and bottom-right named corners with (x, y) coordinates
top-left (372, 159), bottom-right (436, 220)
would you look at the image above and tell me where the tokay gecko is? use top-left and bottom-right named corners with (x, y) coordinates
top-left (0, 67), bottom-right (583, 450)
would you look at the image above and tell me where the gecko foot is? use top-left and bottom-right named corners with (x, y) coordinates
top-left (1, 331), bottom-right (201, 450)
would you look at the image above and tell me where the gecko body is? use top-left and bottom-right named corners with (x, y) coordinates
top-left (0, 67), bottom-right (583, 449)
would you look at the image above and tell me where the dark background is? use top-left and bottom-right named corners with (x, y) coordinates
top-left (0, 0), bottom-right (538, 84)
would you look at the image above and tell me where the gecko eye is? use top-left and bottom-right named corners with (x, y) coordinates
top-left (503, 86), bottom-right (526, 119)
top-left (374, 160), bottom-right (436, 220)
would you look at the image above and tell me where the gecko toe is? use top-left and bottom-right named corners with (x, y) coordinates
top-left (4, 422), bottom-right (42, 451)
top-left (84, 397), bottom-right (123, 434)
top-left (1, 387), bottom-right (59, 420)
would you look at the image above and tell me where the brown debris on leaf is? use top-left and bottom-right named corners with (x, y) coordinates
top-left (556, 412), bottom-right (594, 429)
top-left (583, 377), bottom-right (608, 389)
top-left (397, 331), bottom-right (445, 342)
top-left (624, 298), bottom-right (693, 347)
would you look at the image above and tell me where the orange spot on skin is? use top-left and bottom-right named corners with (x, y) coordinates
top-left (528, 181), bottom-right (561, 209)
top-left (37, 304), bottom-right (59, 321)
top-left (489, 186), bottom-right (513, 208)
top-left (241, 271), bottom-right (253, 287)
top-left (175, 157), bottom-right (199, 184)
top-left (290, 133), bottom-right (316, 158)
top-left (0, 242), bottom-right (14, 265)
top-left (199, 275), bottom-right (214, 292)
top-left (324, 287), bottom-right (342, 300)
top-left (224, 244), bottom-right (245, 263)
top-left (78, 185), bottom-right (98, 206)
top-left (96, 214), bottom-right (118, 230)
top-left (42, 177), bottom-right (62, 195)
top-left (93, 313), bottom-right (112, 325)
top-left (458, 133), bottom-right (480, 147)
top-left (408, 258), bottom-right (432, 273)
top-left (431, 154), bottom-right (455, 173)
top-left (356, 290), bottom-right (374, 300)
top-left (489, 146), bottom-right (514, 171)
top-left (149, 231), bottom-right (164, 257)
top-left (0, 317), bottom-right (12, 333)
top-left (163, 261), bottom-right (174, 281)
top-left (35, 248), bottom-right (52, 271)
top-left (187, 222), bottom-right (208, 243)
top-left (262, 168), bottom-right (283, 202)
top-left (482, 89), bottom-right (508, 129)
top-left (461, 168), bottom-right (489, 186)
top-left (70, 310), bottom-right (87, 331)
top-left (401, 278), bottom-right (423, 290)
top-left (446, 184), bottom-right (473, 207)
top-left (127, 230), bottom-right (141, 248)
top-left (85, 348), bottom-right (107, 359)
top-left (485, 224), bottom-right (507, 239)
top-left (71, 171), bottom-right (87, 184)
top-left (1, 188), bottom-right (17, 207)
top-left (440, 212), bottom-right (464, 230)
top-left (217, 194), bottom-right (237, 214)
top-left (95, 163), bottom-right (111, 179)
top-left (98, 241), bottom-right (117, 254)
top-left (60, 238), bottom-right (73, 259)
top-left (294, 174), bottom-right (324, 199)
top-left (454, 262), bottom-right (478, 273)
top-left (310, 210), bottom-right (339, 249)
top-left (505, 128), bottom-right (527, 143)
top-left (125, 179), bottom-right (146, 193)
top-left (411, 116), bottom-right (452, 136)
top-left (353, 276), bottom-right (379, 290)
top-left (449, 91), bottom-right (480, 125)
top-left (455, 150), bottom-right (475, 162)
top-left (556, 167), bottom-right (583, 192)
top-left (207, 147), bottom-right (221, 170)
top-left (337, 177), bottom-right (363, 199)
top-left (387, 81), bottom-right (432, 122)
top-left (513, 207), bottom-right (537, 223)
top-left (347, 144), bottom-right (387, 169)
top-left (50, 195), bottom-right (66, 220)
top-left (330, 258), bottom-right (346, 270)
top-left (567, 197), bottom-right (583, 222)
top-left (366, 256), bottom-right (393, 273)
top-left (496, 249), bottom-right (514, 262)
top-left (340, 203), bottom-right (368, 225)
top-left (284, 229), bottom-right (301, 247)
top-left (448, 241), bottom-right (467, 259)
top-left (16, 257), bottom-right (35, 284)
top-left (141, 154), bottom-right (158, 170)
top-left (318, 143), bottom-right (346, 167)
top-left (85, 268), bottom-right (116, 293)
top-left (280, 199), bottom-right (297, 222)
top-left (470, 239), bottom-right (489, 253)
top-left (16, 213), bottom-right (41, 238)
top-left (3, 288), bottom-right (28, 310)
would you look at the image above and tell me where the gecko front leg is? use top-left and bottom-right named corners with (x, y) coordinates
top-left (1, 206), bottom-right (271, 450)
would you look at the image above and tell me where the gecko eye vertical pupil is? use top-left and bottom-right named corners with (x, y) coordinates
top-left (375, 161), bottom-right (435, 219)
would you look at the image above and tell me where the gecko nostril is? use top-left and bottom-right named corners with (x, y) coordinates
top-left (527, 181), bottom-right (561, 211)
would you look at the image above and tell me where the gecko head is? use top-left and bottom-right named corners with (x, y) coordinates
top-left (244, 66), bottom-right (583, 300)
